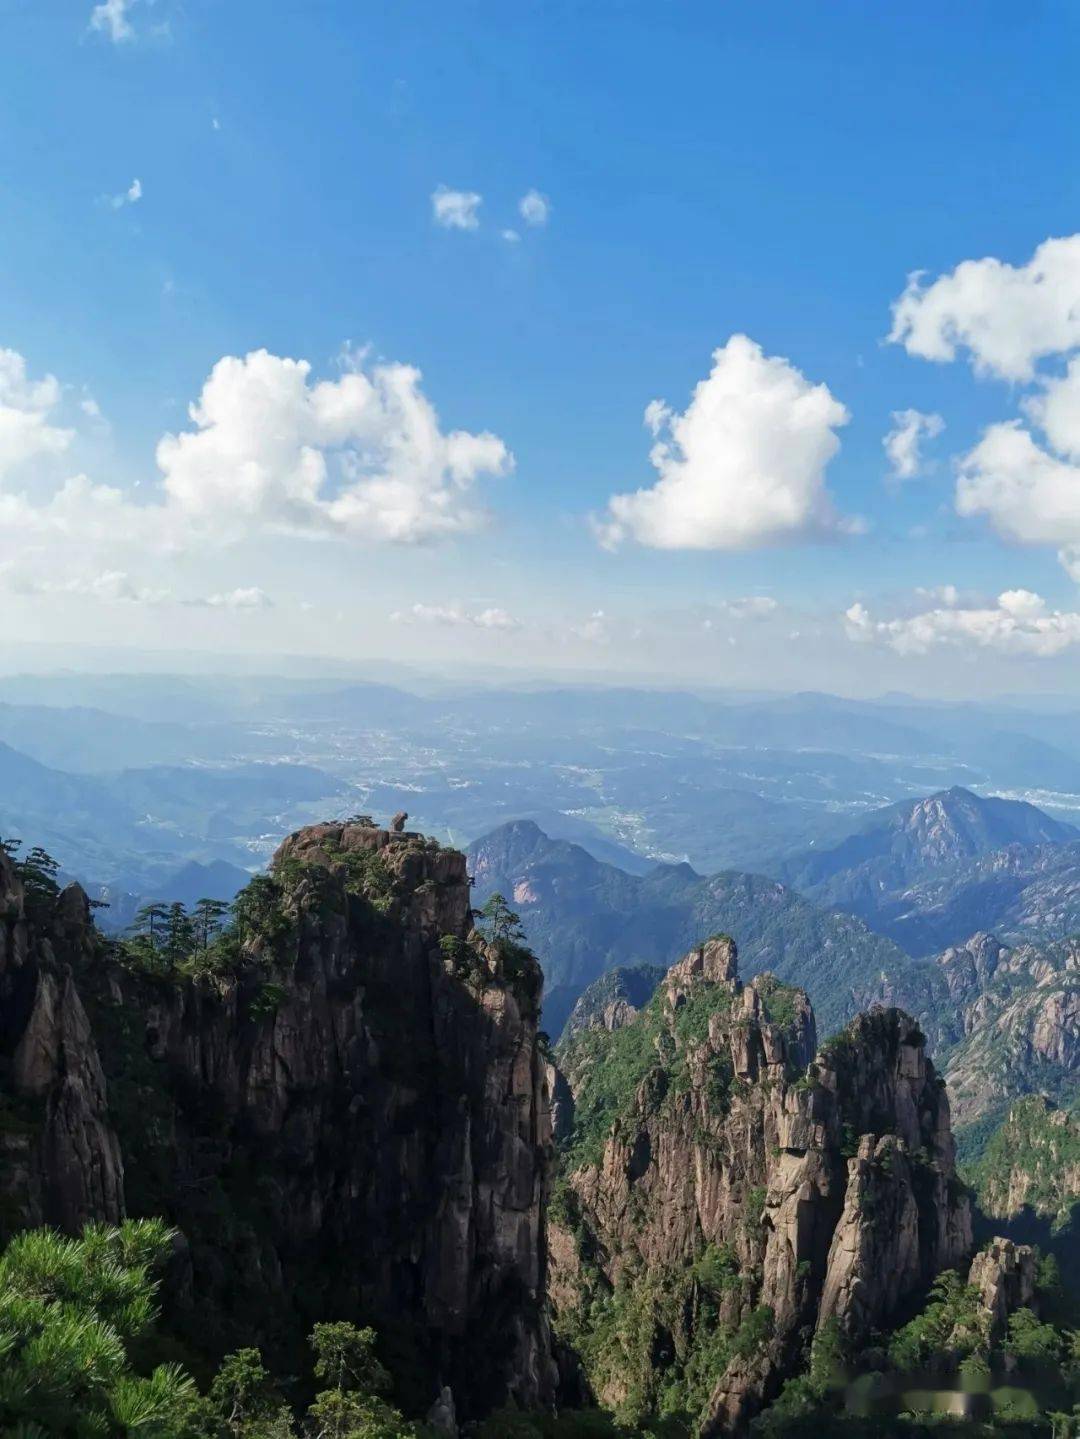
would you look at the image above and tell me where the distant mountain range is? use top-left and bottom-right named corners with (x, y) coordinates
top-left (467, 817), bottom-right (928, 1037)
top-left (873, 839), bottom-right (1080, 956)
top-left (87, 858), bottom-right (252, 933)
top-left (469, 798), bottom-right (1080, 1146)
top-left (7, 676), bottom-right (1080, 877)
top-left (780, 786), bottom-right (1080, 955)
top-left (0, 738), bottom-right (350, 898)
top-left (784, 785), bottom-right (1075, 893)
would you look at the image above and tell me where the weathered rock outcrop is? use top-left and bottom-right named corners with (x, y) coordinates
top-left (0, 823), bottom-right (558, 1422)
top-left (562, 963), bottom-right (666, 1039)
top-left (855, 931), bottom-right (1080, 1127)
top-left (968, 1237), bottom-right (1038, 1342)
top-left (0, 851), bottom-right (124, 1234)
top-left (942, 936), bottom-right (1080, 1124)
top-left (551, 939), bottom-right (971, 1434)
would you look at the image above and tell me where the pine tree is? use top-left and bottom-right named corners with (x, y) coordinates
top-left (477, 892), bottom-right (525, 945)
top-left (134, 902), bottom-right (170, 947)
top-left (193, 897), bottom-right (231, 951)
top-left (163, 902), bottom-right (195, 966)
top-left (17, 846), bottom-right (62, 918)
top-left (0, 1219), bottom-right (196, 1435)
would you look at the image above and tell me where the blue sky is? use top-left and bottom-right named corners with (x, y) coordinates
top-left (3, 0), bottom-right (1080, 693)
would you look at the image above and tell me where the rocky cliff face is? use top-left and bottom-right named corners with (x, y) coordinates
top-left (971, 1095), bottom-right (1080, 1228)
top-left (551, 938), bottom-right (971, 1434)
top-left (0, 850), bottom-right (123, 1235)
top-left (0, 823), bottom-right (557, 1422)
top-left (968, 1237), bottom-right (1038, 1342)
top-left (855, 931), bottom-right (1080, 1128)
top-left (942, 937), bottom-right (1080, 1125)
top-left (561, 963), bottom-right (665, 1039)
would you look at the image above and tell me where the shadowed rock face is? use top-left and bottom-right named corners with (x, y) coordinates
top-left (551, 938), bottom-right (972, 1434)
top-left (0, 823), bottom-right (558, 1422)
top-left (0, 854), bottom-right (124, 1233)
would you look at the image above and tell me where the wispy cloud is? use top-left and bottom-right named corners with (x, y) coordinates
top-left (431, 185), bottom-right (482, 231)
top-left (192, 586), bottom-right (272, 610)
top-left (108, 177), bottom-right (142, 210)
top-left (518, 189), bottom-right (550, 227)
top-left (390, 602), bottom-right (519, 630)
top-left (883, 408), bottom-right (944, 482)
top-left (89, 0), bottom-right (135, 43)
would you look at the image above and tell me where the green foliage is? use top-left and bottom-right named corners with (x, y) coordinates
top-left (969, 1096), bottom-right (1080, 1227)
top-left (0, 1308), bottom-right (443, 1439)
top-left (231, 874), bottom-right (293, 944)
top-left (204, 1347), bottom-right (290, 1437)
top-left (438, 933), bottom-right (487, 984)
top-left (330, 847), bottom-right (395, 913)
top-left (1005, 1307), bottom-right (1061, 1366)
top-left (559, 973), bottom-right (744, 1171)
top-left (887, 1269), bottom-right (989, 1372)
top-left (0, 1218), bottom-right (197, 1437)
top-left (477, 892), bottom-right (526, 945)
top-left (752, 973), bottom-right (800, 1032)
top-left (2, 842), bottom-right (62, 920)
top-left (116, 867), bottom-right (301, 986)
top-left (473, 1410), bottom-right (682, 1438)
top-left (691, 1243), bottom-right (740, 1295)
top-left (301, 1321), bottom-right (430, 1439)
top-left (248, 983), bottom-right (287, 1022)
top-left (557, 1007), bottom-right (663, 1171)
top-left (309, 1323), bottom-right (390, 1397)
top-left (304, 1388), bottom-right (429, 1438)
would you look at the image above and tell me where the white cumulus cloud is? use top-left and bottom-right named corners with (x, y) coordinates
top-left (889, 234), bottom-right (1080, 576)
top-left (0, 349), bottom-right (72, 483)
top-left (883, 408), bottom-right (944, 481)
top-left (154, 347), bottom-right (512, 544)
top-left (0, 343), bottom-right (513, 613)
top-left (596, 334), bottom-right (852, 550)
top-left (956, 359), bottom-right (1080, 576)
top-left (844, 590), bottom-right (1080, 657)
top-left (1024, 354), bottom-right (1080, 461)
top-left (888, 234), bottom-right (1080, 382)
top-left (431, 186), bottom-right (482, 231)
top-left (518, 189), bottom-right (550, 227)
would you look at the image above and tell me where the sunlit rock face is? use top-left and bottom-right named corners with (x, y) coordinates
top-left (551, 938), bottom-right (971, 1434)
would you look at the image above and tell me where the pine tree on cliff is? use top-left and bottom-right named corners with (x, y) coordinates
top-left (15, 845), bottom-right (61, 918)
top-left (193, 896), bottom-right (230, 950)
top-left (478, 891), bottom-right (525, 945)
top-left (134, 901), bottom-right (169, 946)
